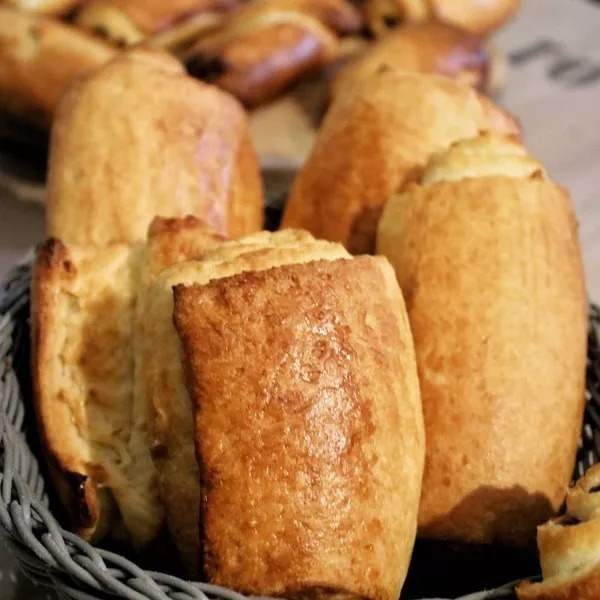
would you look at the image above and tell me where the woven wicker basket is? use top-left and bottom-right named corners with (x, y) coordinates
top-left (0, 256), bottom-right (598, 600)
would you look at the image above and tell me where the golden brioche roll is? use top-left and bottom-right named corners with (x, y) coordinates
top-left (517, 466), bottom-right (600, 600)
top-left (31, 238), bottom-right (155, 546)
top-left (138, 230), bottom-right (350, 572)
top-left (377, 135), bottom-right (587, 546)
top-left (31, 216), bottom-right (225, 548)
top-left (46, 49), bottom-right (263, 246)
top-left (0, 6), bottom-right (116, 125)
top-left (185, 10), bottom-right (339, 107)
top-left (364, 0), bottom-right (520, 37)
top-left (2, 0), bottom-right (81, 15)
top-left (172, 254), bottom-right (424, 599)
top-left (332, 22), bottom-right (489, 98)
top-left (282, 71), bottom-right (519, 254)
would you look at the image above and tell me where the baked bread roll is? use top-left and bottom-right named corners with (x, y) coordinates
top-left (138, 229), bottom-right (350, 572)
top-left (331, 22), bottom-right (489, 98)
top-left (377, 134), bottom-right (587, 546)
top-left (31, 238), bottom-right (154, 545)
top-left (185, 3), bottom-right (345, 106)
top-left (0, 6), bottom-right (116, 125)
top-left (364, 0), bottom-right (520, 37)
top-left (47, 49), bottom-right (263, 246)
top-left (282, 71), bottom-right (520, 254)
top-left (31, 216), bottom-right (224, 547)
top-left (517, 465), bottom-right (600, 599)
top-left (172, 254), bottom-right (424, 599)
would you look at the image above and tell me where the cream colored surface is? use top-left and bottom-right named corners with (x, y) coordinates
top-left (140, 229), bottom-right (349, 572)
top-left (378, 136), bottom-right (587, 546)
top-left (31, 240), bottom-right (163, 547)
top-left (421, 134), bottom-right (544, 184)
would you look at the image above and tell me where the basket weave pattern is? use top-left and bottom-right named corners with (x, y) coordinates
top-left (0, 258), bottom-right (598, 600)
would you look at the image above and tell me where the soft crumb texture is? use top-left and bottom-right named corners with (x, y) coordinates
top-left (172, 256), bottom-right (424, 600)
top-left (378, 151), bottom-right (587, 546)
top-left (46, 48), bottom-right (263, 246)
top-left (30, 238), bottom-right (162, 547)
top-left (517, 465), bottom-right (600, 599)
top-left (139, 229), bottom-right (350, 572)
top-left (421, 134), bottom-right (545, 185)
top-left (282, 71), bottom-right (519, 254)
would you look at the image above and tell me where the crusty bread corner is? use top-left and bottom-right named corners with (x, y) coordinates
top-left (138, 230), bottom-right (349, 573)
top-left (517, 466), bottom-right (600, 599)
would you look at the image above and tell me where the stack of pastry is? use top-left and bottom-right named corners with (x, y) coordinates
top-left (32, 221), bottom-right (426, 598)
top-left (28, 29), bottom-right (591, 600)
top-left (284, 65), bottom-right (587, 566)
top-left (1, 0), bottom-right (521, 168)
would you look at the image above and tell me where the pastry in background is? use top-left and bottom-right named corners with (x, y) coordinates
top-left (282, 71), bottom-right (519, 254)
top-left (46, 49), bottom-right (263, 246)
top-left (74, 0), bottom-right (233, 49)
top-left (173, 253), bottom-right (424, 598)
top-left (184, 0), bottom-right (363, 106)
top-left (378, 134), bottom-right (587, 546)
top-left (74, 0), bottom-right (236, 39)
top-left (139, 229), bottom-right (349, 572)
top-left (1, 0), bottom-right (81, 15)
top-left (331, 22), bottom-right (489, 98)
top-left (517, 465), bottom-right (600, 599)
top-left (0, 6), bottom-right (116, 125)
top-left (364, 0), bottom-right (520, 37)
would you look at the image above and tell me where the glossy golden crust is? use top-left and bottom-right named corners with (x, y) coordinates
top-left (186, 11), bottom-right (339, 107)
top-left (516, 466), bottom-right (600, 600)
top-left (0, 6), bottom-right (115, 124)
top-left (377, 149), bottom-right (587, 545)
top-left (332, 22), bottom-right (488, 98)
top-left (139, 230), bottom-right (349, 572)
top-left (47, 49), bottom-right (263, 246)
top-left (282, 72), bottom-right (520, 254)
top-left (364, 0), bottom-right (520, 37)
top-left (30, 238), bottom-right (164, 547)
top-left (173, 256), bottom-right (424, 599)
